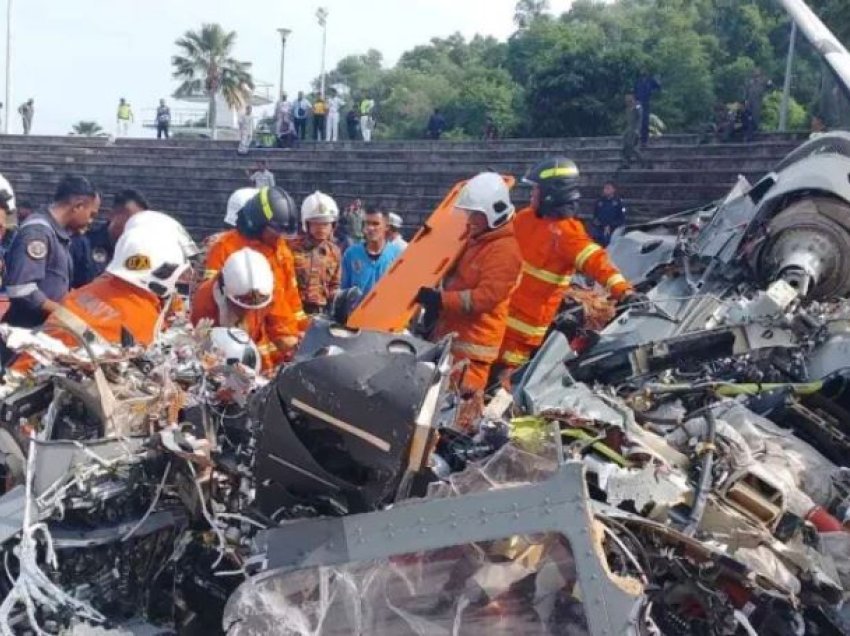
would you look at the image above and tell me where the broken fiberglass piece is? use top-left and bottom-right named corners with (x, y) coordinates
top-left (238, 461), bottom-right (643, 636)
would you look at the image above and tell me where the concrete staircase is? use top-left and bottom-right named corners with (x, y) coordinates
top-left (0, 133), bottom-right (807, 238)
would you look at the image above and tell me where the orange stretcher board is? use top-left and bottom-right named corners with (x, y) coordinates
top-left (347, 175), bottom-right (515, 332)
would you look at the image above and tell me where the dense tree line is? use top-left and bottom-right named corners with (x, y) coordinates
top-left (317, 0), bottom-right (848, 139)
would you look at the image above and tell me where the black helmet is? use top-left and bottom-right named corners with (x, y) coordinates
top-left (237, 187), bottom-right (299, 238)
top-left (524, 157), bottom-right (581, 218)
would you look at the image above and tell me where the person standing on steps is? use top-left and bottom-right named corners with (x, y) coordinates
top-left (634, 70), bottom-right (660, 147)
top-left (275, 92), bottom-right (292, 137)
top-left (156, 99), bottom-right (171, 139)
top-left (620, 93), bottom-right (645, 170)
top-left (346, 108), bottom-right (360, 141)
top-left (246, 160), bottom-right (275, 189)
top-left (18, 99), bottom-right (34, 135)
top-left (238, 105), bottom-right (255, 155)
top-left (326, 90), bottom-right (345, 142)
top-left (292, 91), bottom-right (312, 140)
top-left (359, 96), bottom-right (376, 142)
top-left (426, 108), bottom-right (446, 140)
top-left (116, 98), bottom-right (134, 137)
top-left (312, 95), bottom-right (327, 141)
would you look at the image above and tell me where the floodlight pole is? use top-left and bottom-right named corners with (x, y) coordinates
top-left (317, 8), bottom-right (328, 98)
top-left (277, 28), bottom-right (292, 99)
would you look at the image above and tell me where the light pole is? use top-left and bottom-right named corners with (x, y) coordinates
top-left (779, 21), bottom-right (797, 132)
top-left (277, 28), bottom-right (292, 100)
top-left (316, 7), bottom-right (328, 98)
top-left (4, 0), bottom-right (11, 134)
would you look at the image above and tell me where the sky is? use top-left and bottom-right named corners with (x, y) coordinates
top-left (4, 0), bottom-right (573, 136)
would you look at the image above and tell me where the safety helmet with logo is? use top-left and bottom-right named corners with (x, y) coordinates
top-left (106, 224), bottom-right (189, 298)
top-left (237, 187), bottom-right (299, 239)
top-left (225, 188), bottom-right (259, 227)
top-left (455, 172), bottom-right (515, 229)
top-left (123, 211), bottom-right (200, 260)
top-left (300, 191), bottom-right (339, 232)
top-left (523, 158), bottom-right (581, 219)
top-left (208, 327), bottom-right (261, 374)
top-left (220, 248), bottom-right (274, 310)
top-left (0, 174), bottom-right (15, 213)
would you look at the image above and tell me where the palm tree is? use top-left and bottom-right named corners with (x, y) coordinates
top-left (70, 121), bottom-right (106, 136)
top-left (172, 23), bottom-right (254, 140)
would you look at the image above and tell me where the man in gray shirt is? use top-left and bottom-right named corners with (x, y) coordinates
top-left (620, 93), bottom-right (645, 169)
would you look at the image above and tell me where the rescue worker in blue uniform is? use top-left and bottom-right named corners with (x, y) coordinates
top-left (590, 181), bottom-right (627, 247)
top-left (3, 176), bottom-right (100, 327)
top-left (71, 189), bottom-right (149, 288)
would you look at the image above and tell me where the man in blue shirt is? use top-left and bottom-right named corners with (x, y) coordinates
top-left (4, 175), bottom-right (100, 327)
top-left (591, 182), bottom-right (627, 247)
top-left (341, 207), bottom-right (403, 297)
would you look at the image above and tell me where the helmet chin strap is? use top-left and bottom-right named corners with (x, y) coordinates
top-left (538, 200), bottom-right (578, 220)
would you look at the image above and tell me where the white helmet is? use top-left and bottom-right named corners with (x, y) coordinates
top-left (455, 172), bottom-right (515, 229)
top-left (225, 188), bottom-right (259, 227)
top-left (106, 224), bottom-right (189, 297)
top-left (220, 248), bottom-right (274, 309)
top-left (0, 174), bottom-right (15, 212)
top-left (208, 327), bottom-right (261, 374)
top-left (123, 210), bottom-right (199, 260)
top-left (301, 191), bottom-right (339, 231)
top-left (387, 213), bottom-right (403, 230)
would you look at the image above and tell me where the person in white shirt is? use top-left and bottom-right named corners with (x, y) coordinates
top-left (237, 105), bottom-right (255, 155)
top-left (275, 93), bottom-right (291, 136)
top-left (246, 160), bottom-right (275, 189)
top-left (326, 91), bottom-right (345, 142)
top-left (387, 213), bottom-right (408, 250)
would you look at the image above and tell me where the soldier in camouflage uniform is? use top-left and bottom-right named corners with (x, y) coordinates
top-left (289, 191), bottom-right (342, 315)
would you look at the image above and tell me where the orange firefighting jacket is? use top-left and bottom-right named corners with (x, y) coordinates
top-left (433, 222), bottom-right (522, 364)
top-left (203, 230), bottom-right (308, 332)
top-left (190, 277), bottom-right (290, 371)
top-left (501, 207), bottom-right (632, 365)
top-left (11, 275), bottom-right (165, 373)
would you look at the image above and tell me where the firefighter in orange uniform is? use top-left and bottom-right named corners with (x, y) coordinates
top-left (498, 158), bottom-right (639, 371)
top-left (203, 187), bottom-right (307, 357)
top-left (191, 247), bottom-right (298, 372)
top-left (9, 220), bottom-right (190, 373)
top-left (415, 172), bottom-right (522, 394)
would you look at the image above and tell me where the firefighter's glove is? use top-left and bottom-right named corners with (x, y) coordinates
top-left (416, 287), bottom-right (443, 323)
top-left (552, 305), bottom-right (585, 340)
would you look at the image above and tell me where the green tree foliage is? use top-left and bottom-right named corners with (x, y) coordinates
top-left (761, 90), bottom-right (808, 131)
top-left (316, 0), bottom-right (844, 139)
top-left (69, 121), bottom-right (106, 137)
top-left (172, 24), bottom-right (254, 139)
